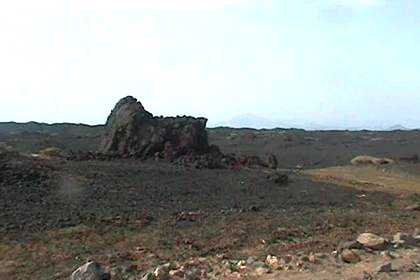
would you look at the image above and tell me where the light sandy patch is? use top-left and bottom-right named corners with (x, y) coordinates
top-left (304, 165), bottom-right (420, 194)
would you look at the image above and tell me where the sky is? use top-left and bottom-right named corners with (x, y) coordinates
top-left (0, 0), bottom-right (419, 129)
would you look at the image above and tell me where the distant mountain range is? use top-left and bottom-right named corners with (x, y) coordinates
top-left (210, 114), bottom-right (418, 131)
top-left (386, 124), bottom-right (410, 131)
top-left (0, 118), bottom-right (416, 134)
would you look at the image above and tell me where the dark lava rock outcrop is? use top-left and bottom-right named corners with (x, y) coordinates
top-left (99, 96), bottom-right (209, 160)
top-left (97, 96), bottom-right (277, 170)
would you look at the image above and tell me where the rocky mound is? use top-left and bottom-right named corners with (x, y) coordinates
top-left (99, 96), bottom-right (209, 160)
top-left (95, 96), bottom-right (281, 170)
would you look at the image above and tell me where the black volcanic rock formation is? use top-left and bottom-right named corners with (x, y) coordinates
top-left (99, 96), bottom-right (210, 159)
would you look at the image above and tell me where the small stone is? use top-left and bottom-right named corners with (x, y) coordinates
top-left (392, 232), bottom-right (417, 248)
top-left (375, 261), bottom-right (392, 273)
top-left (236, 260), bottom-right (247, 270)
top-left (265, 255), bottom-right (280, 270)
top-left (184, 268), bottom-right (201, 280)
top-left (169, 269), bottom-right (184, 278)
top-left (404, 203), bottom-right (420, 211)
top-left (154, 263), bottom-right (171, 280)
top-left (254, 267), bottom-right (270, 276)
top-left (341, 249), bottom-right (361, 263)
top-left (380, 250), bottom-right (395, 259)
top-left (70, 261), bottom-right (110, 280)
top-left (357, 233), bottom-right (388, 250)
top-left (362, 271), bottom-right (373, 280)
top-left (308, 254), bottom-right (317, 263)
top-left (246, 257), bottom-right (255, 265)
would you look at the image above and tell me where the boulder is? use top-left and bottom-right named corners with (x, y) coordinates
top-left (356, 233), bottom-right (388, 250)
top-left (100, 96), bottom-right (209, 159)
top-left (70, 261), bottom-right (110, 280)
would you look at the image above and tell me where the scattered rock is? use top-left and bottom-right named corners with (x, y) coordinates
top-left (246, 257), bottom-right (255, 265)
top-left (184, 267), bottom-right (205, 280)
top-left (405, 203), bottom-right (420, 211)
top-left (380, 250), bottom-right (395, 259)
top-left (169, 268), bottom-right (184, 278)
top-left (176, 211), bottom-right (201, 222)
top-left (362, 271), bottom-right (373, 280)
top-left (308, 254), bottom-right (317, 264)
top-left (236, 260), bottom-right (247, 271)
top-left (394, 261), bottom-right (420, 273)
top-left (70, 261), bottom-right (110, 280)
top-left (265, 255), bottom-right (280, 270)
top-left (341, 249), bottom-right (361, 263)
top-left (392, 232), bottom-right (418, 248)
top-left (357, 233), bottom-right (388, 250)
top-left (153, 263), bottom-right (171, 280)
top-left (375, 261), bottom-right (392, 273)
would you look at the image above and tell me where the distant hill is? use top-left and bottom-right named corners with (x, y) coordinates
top-left (386, 124), bottom-right (409, 131)
top-left (213, 114), bottom-right (332, 130)
top-left (0, 121), bottom-right (103, 136)
top-left (0, 122), bottom-right (104, 153)
top-left (212, 114), bottom-right (419, 131)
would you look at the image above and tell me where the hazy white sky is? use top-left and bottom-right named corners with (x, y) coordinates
top-left (1, 0), bottom-right (419, 128)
